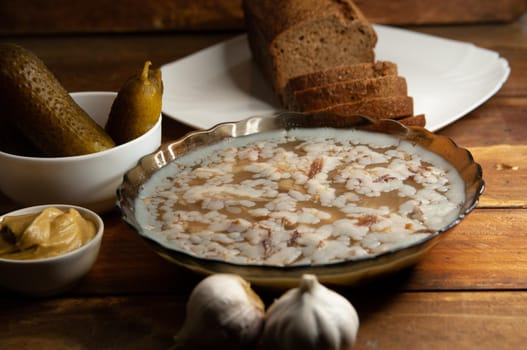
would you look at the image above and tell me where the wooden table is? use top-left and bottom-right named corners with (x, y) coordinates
top-left (1, 14), bottom-right (526, 349)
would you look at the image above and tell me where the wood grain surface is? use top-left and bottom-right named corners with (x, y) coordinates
top-left (0, 12), bottom-right (526, 350)
top-left (0, 0), bottom-right (525, 34)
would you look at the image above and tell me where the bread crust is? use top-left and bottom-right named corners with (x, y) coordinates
top-left (286, 75), bottom-right (408, 111)
top-left (307, 96), bottom-right (414, 120)
top-left (283, 61), bottom-right (398, 99)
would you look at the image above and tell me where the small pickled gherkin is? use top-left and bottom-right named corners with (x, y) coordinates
top-left (105, 61), bottom-right (163, 144)
top-left (0, 43), bottom-right (116, 156)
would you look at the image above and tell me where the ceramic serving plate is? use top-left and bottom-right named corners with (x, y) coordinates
top-left (160, 25), bottom-right (510, 132)
top-left (116, 113), bottom-right (484, 288)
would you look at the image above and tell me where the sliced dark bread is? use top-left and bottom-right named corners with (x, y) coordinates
top-left (282, 60), bottom-right (398, 102)
top-left (306, 96), bottom-right (414, 120)
top-left (286, 75), bottom-right (408, 111)
top-left (243, 1), bottom-right (424, 126)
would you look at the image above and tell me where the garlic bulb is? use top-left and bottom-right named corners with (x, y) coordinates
top-left (260, 274), bottom-right (359, 350)
top-left (172, 273), bottom-right (265, 350)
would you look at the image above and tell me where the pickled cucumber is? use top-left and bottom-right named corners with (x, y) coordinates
top-left (0, 43), bottom-right (115, 157)
top-left (105, 61), bottom-right (163, 145)
top-left (0, 119), bottom-right (43, 156)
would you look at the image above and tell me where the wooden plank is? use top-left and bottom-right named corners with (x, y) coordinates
top-left (440, 98), bottom-right (527, 147)
top-left (0, 296), bottom-right (185, 350)
top-left (356, 0), bottom-right (527, 25)
top-left (0, 0), bottom-right (525, 35)
top-left (408, 209), bottom-right (527, 290)
top-left (0, 291), bottom-right (525, 349)
top-left (353, 291), bottom-right (527, 350)
top-left (469, 145), bottom-right (527, 208)
top-left (0, 0), bottom-right (245, 34)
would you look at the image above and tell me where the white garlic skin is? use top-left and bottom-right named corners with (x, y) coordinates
top-left (260, 274), bottom-right (359, 350)
top-left (173, 273), bottom-right (265, 350)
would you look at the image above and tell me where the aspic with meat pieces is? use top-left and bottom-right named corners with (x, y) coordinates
top-left (135, 128), bottom-right (465, 266)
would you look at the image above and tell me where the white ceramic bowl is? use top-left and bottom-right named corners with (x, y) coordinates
top-left (0, 91), bottom-right (162, 213)
top-left (0, 204), bottom-right (104, 296)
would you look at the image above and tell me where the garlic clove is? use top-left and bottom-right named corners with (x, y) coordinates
top-left (260, 274), bottom-right (359, 350)
top-left (172, 273), bottom-right (265, 350)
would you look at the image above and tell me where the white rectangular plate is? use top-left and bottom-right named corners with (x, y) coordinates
top-left (161, 25), bottom-right (510, 131)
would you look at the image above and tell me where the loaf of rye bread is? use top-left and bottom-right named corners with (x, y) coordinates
top-left (285, 75), bottom-right (408, 111)
top-left (242, 0), bottom-right (377, 96)
top-left (243, 0), bottom-right (425, 127)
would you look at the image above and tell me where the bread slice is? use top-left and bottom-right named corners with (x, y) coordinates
top-left (307, 96), bottom-right (414, 120)
top-left (286, 75), bottom-right (408, 111)
top-left (397, 114), bottom-right (426, 127)
top-left (283, 60), bottom-right (398, 100)
top-left (243, 0), bottom-right (377, 95)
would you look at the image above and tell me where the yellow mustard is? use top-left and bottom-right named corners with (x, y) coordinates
top-left (0, 207), bottom-right (96, 260)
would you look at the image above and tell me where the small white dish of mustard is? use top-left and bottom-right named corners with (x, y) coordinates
top-left (0, 204), bottom-right (103, 296)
